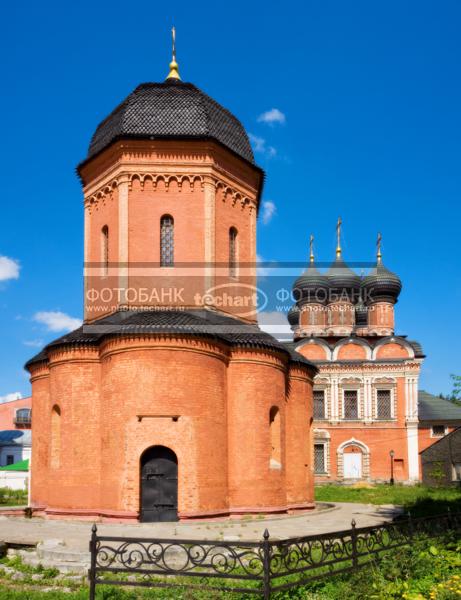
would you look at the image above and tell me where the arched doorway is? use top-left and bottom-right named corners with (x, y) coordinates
top-left (337, 439), bottom-right (370, 481)
top-left (140, 446), bottom-right (178, 522)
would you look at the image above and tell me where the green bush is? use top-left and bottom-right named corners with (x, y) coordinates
top-left (0, 487), bottom-right (28, 506)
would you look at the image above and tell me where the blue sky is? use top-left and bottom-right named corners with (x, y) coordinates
top-left (1, 0), bottom-right (460, 400)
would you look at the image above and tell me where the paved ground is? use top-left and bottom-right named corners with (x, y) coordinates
top-left (0, 503), bottom-right (403, 551)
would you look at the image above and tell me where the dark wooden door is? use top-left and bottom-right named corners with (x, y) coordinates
top-left (140, 446), bottom-right (178, 522)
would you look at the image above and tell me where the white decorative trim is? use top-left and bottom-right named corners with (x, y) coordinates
top-left (373, 385), bottom-right (397, 420)
top-left (337, 438), bottom-right (371, 480)
top-left (430, 424), bottom-right (449, 438)
top-left (313, 432), bottom-right (331, 476)
top-left (406, 423), bottom-right (419, 481)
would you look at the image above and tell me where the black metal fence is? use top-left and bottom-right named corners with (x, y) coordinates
top-left (88, 510), bottom-right (460, 599)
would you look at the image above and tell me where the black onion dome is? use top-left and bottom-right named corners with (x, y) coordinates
top-left (287, 305), bottom-right (300, 326)
top-left (86, 79), bottom-right (255, 164)
top-left (327, 257), bottom-right (361, 300)
top-left (362, 261), bottom-right (402, 304)
top-left (293, 263), bottom-right (330, 305)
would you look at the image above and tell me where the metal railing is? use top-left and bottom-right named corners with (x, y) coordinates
top-left (88, 510), bottom-right (460, 599)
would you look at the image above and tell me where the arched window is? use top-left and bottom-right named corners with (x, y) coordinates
top-left (160, 215), bottom-right (174, 267)
top-left (229, 227), bottom-right (238, 278)
top-left (269, 406), bottom-right (281, 469)
top-left (50, 405), bottom-right (61, 469)
top-left (101, 225), bottom-right (109, 276)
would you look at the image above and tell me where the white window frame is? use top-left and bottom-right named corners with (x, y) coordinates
top-left (341, 387), bottom-right (362, 421)
top-left (374, 387), bottom-right (396, 421)
top-left (430, 424), bottom-right (448, 438)
top-left (313, 388), bottom-right (327, 420)
top-left (314, 442), bottom-right (328, 475)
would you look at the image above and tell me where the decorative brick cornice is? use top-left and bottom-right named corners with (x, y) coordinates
top-left (47, 346), bottom-right (100, 368)
top-left (84, 171), bottom-right (257, 214)
top-left (99, 334), bottom-right (230, 363)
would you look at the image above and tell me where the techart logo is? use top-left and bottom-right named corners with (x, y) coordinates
top-left (196, 283), bottom-right (268, 318)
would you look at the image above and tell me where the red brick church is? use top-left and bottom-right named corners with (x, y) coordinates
top-left (25, 46), bottom-right (317, 521)
top-left (288, 227), bottom-right (424, 483)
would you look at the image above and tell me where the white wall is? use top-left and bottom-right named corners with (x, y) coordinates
top-left (0, 471), bottom-right (28, 491)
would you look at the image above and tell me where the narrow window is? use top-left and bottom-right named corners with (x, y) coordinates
top-left (229, 227), bottom-right (238, 278)
top-left (160, 215), bottom-right (174, 267)
top-left (376, 389), bottom-right (392, 420)
top-left (6, 455), bottom-right (14, 466)
top-left (51, 405), bottom-right (61, 469)
top-left (314, 444), bottom-right (326, 474)
top-left (313, 390), bottom-right (326, 420)
top-left (101, 225), bottom-right (109, 276)
top-left (343, 390), bottom-right (359, 420)
top-left (431, 425), bottom-right (447, 438)
top-left (269, 406), bottom-right (281, 469)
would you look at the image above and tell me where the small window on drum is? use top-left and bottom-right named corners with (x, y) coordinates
top-left (229, 227), bottom-right (238, 278)
top-left (101, 225), bottom-right (109, 276)
top-left (160, 215), bottom-right (174, 267)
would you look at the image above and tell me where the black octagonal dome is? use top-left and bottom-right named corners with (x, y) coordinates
top-left (86, 79), bottom-right (255, 164)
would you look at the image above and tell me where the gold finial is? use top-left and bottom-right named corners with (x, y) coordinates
top-left (166, 26), bottom-right (181, 80)
top-left (309, 234), bottom-right (315, 263)
top-left (336, 217), bottom-right (342, 258)
top-left (376, 232), bottom-right (382, 264)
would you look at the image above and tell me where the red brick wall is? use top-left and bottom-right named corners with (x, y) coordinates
top-left (82, 141), bottom-right (261, 322)
top-left (337, 343), bottom-right (367, 360)
top-left (296, 343), bottom-right (328, 361)
top-left (29, 338), bottom-right (316, 519)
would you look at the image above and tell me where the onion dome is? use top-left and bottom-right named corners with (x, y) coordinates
top-left (287, 305), bottom-right (300, 326)
top-left (82, 32), bottom-right (254, 166)
top-left (327, 257), bottom-right (360, 301)
top-left (292, 235), bottom-right (330, 305)
top-left (327, 218), bottom-right (360, 301)
top-left (361, 233), bottom-right (402, 304)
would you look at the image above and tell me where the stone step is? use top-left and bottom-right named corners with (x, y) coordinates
top-left (37, 546), bottom-right (90, 563)
top-left (19, 549), bottom-right (89, 575)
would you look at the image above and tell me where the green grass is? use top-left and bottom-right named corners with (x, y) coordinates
top-left (0, 487), bottom-right (27, 506)
top-left (0, 534), bottom-right (460, 598)
top-left (315, 484), bottom-right (461, 516)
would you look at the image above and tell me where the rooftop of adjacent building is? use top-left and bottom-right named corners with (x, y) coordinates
top-left (418, 390), bottom-right (461, 422)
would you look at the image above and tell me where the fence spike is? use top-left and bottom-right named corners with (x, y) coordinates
top-left (263, 529), bottom-right (270, 540)
top-left (92, 523), bottom-right (97, 534)
top-left (351, 519), bottom-right (356, 528)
